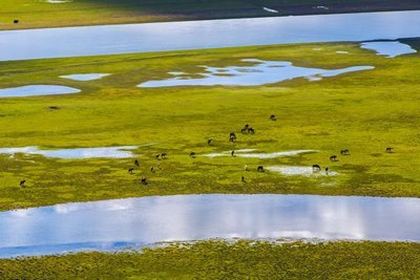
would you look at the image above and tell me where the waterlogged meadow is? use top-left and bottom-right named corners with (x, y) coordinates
top-left (0, 42), bottom-right (419, 211)
top-left (0, 241), bottom-right (419, 279)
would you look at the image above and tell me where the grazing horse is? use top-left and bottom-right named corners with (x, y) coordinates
top-left (229, 132), bottom-right (237, 143)
top-left (140, 177), bottom-right (148, 185)
top-left (270, 114), bottom-right (277, 121)
top-left (329, 155), bottom-right (338, 162)
top-left (134, 160), bottom-right (140, 167)
top-left (128, 168), bottom-right (134, 174)
top-left (13, 19), bottom-right (19, 24)
top-left (19, 180), bottom-right (26, 188)
top-left (312, 164), bottom-right (321, 173)
top-left (190, 152), bottom-right (196, 158)
top-left (325, 167), bottom-right (329, 175)
top-left (208, 138), bottom-right (213, 145)
top-left (340, 149), bottom-right (350, 156)
top-left (241, 176), bottom-right (246, 183)
top-left (161, 153), bottom-right (168, 159)
top-left (241, 124), bottom-right (250, 133)
top-left (386, 147), bottom-right (394, 153)
top-left (150, 167), bottom-right (156, 173)
top-left (257, 166), bottom-right (265, 172)
top-left (231, 150), bottom-right (235, 157)
top-left (241, 124), bottom-right (255, 134)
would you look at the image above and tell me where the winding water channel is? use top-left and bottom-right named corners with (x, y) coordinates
top-left (1, 10), bottom-right (420, 61)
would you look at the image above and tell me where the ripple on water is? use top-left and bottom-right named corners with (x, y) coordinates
top-left (138, 59), bottom-right (373, 87)
top-left (0, 85), bottom-right (80, 98)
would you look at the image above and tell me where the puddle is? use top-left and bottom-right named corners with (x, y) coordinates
top-left (267, 166), bottom-right (338, 176)
top-left (204, 149), bottom-right (316, 159)
top-left (0, 146), bottom-right (137, 159)
top-left (0, 85), bottom-right (80, 98)
top-left (360, 41), bottom-right (417, 57)
top-left (336, 51), bottom-right (349, 54)
top-left (138, 59), bottom-right (373, 87)
top-left (59, 73), bottom-right (110, 81)
top-left (0, 194), bottom-right (419, 258)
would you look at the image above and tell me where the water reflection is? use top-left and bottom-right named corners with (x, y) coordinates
top-left (0, 194), bottom-right (419, 258)
top-left (1, 10), bottom-right (420, 61)
top-left (138, 59), bottom-right (373, 87)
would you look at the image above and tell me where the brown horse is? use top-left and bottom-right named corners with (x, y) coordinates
top-left (257, 166), bottom-right (265, 172)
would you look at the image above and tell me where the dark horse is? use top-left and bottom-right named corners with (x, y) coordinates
top-left (340, 149), bottom-right (350, 156)
top-left (312, 164), bottom-right (321, 173)
top-left (229, 132), bottom-right (237, 143)
top-left (329, 155), bottom-right (338, 162)
top-left (140, 177), bottom-right (148, 185)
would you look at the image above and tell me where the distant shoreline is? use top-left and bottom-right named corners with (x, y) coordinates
top-left (1, 0), bottom-right (420, 31)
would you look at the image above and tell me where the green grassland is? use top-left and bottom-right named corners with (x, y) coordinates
top-left (1, 241), bottom-right (419, 279)
top-left (1, 0), bottom-right (420, 30)
top-left (0, 42), bottom-right (419, 210)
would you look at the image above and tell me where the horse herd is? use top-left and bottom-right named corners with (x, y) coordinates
top-left (126, 114), bottom-right (395, 185)
top-left (17, 114), bottom-right (395, 187)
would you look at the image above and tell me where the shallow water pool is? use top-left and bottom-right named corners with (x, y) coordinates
top-left (138, 59), bottom-right (373, 87)
top-left (0, 146), bottom-right (138, 159)
top-left (0, 85), bottom-right (80, 98)
top-left (0, 194), bottom-right (419, 258)
top-left (360, 41), bottom-right (417, 58)
top-left (59, 73), bottom-right (110, 81)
